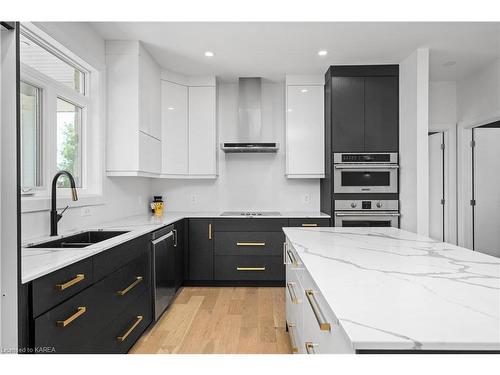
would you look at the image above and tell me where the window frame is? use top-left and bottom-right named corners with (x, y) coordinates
top-left (20, 80), bottom-right (44, 190)
top-left (20, 23), bottom-right (104, 213)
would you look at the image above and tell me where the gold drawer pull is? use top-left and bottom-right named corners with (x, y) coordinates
top-left (287, 323), bottom-right (299, 353)
top-left (117, 315), bottom-right (143, 342)
top-left (305, 342), bottom-right (319, 354)
top-left (287, 282), bottom-right (300, 304)
top-left (302, 223), bottom-right (318, 227)
top-left (236, 242), bottom-right (266, 246)
top-left (305, 289), bottom-right (331, 331)
top-left (57, 306), bottom-right (86, 327)
top-left (117, 276), bottom-right (143, 296)
top-left (55, 274), bottom-right (85, 291)
top-left (236, 267), bottom-right (266, 271)
top-left (208, 223), bottom-right (212, 240)
top-left (286, 250), bottom-right (300, 266)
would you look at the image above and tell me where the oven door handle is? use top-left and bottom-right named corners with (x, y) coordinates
top-left (334, 164), bottom-right (399, 170)
top-left (334, 212), bottom-right (401, 217)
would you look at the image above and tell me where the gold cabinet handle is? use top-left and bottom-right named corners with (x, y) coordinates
top-left (117, 276), bottom-right (143, 296)
top-left (57, 306), bottom-right (86, 327)
top-left (117, 315), bottom-right (143, 342)
top-left (302, 223), bottom-right (318, 227)
top-left (236, 242), bottom-right (266, 246)
top-left (305, 290), bottom-right (331, 331)
top-left (305, 342), bottom-right (319, 354)
top-left (236, 267), bottom-right (266, 271)
top-left (55, 274), bottom-right (85, 291)
top-left (287, 323), bottom-right (299, 353)
top-left (287, 282), bottom-right (300, 304)
top-left (287, 250), bottom-right (300, 266)
top-left (208, 223), bottom-right (212, 240)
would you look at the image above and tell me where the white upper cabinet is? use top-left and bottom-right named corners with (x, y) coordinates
top-left (188, 86), bottom-right (217, 176)
top-left (161, 81), bottom-right (189, 175)
top-left (285, 75), bottom-right (325, 178)
top-left (106, 41), bottom-right (162, 176)
top-left (160, 71), bottom-right (218, 178)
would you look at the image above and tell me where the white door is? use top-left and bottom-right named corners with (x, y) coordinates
top-left (188, 86), bottom-right (217, 176)
top-left (161, 81), bottom-right (188, 175)
top-left (429, 132), bottom-right (444, 241)
top-left (286, 85), bottom-right (324, 177)
top-left (473, 127), bottom-right (500, 258)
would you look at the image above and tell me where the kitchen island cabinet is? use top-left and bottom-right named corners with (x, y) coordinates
top-left (284, 227), bottom-right (500, 353)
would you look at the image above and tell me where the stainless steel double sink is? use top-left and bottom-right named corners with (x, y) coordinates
top-left (25, 230), bottom-right (129, 249)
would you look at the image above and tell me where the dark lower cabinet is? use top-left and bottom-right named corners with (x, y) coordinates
top-left (188, 218), bottom-right (214, 281)
top-left (214, 255), bottom-right (284, 281)
top-left (29, 233), bottom-right (153, 354)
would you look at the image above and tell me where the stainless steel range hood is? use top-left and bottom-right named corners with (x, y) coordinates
top-left (221, 77), bottom-right (279, 153)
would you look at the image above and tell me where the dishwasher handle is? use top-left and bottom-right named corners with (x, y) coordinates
top-left (152, 231), bottom-right (174, 245)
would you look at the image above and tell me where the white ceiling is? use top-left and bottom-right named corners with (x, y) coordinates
top-left (90, 22), bottom-right (500, 82)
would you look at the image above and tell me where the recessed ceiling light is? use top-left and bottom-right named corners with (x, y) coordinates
top-left (204, 51), bottom-right (214, 57)
top-left (318, 50), bottom-right (328, 56)
top-left (301, 89), bottom-right (309, 93)
top-left (443, 61), bottom-right (456, 67)
top-left (167, 107), bottom-right (175, 111)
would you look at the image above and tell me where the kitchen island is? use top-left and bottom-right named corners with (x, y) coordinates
top-left (283, 227), bottom-right (500, 353)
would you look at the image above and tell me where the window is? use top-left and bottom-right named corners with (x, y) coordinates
top-left (20, 33), bottom-right (85, 95)
top-left (20, 81), bottom-right (43, 188)
top-left (57, 98), bottom-right (82, 188)
top-left (19, 23), bottom-right (102, 212)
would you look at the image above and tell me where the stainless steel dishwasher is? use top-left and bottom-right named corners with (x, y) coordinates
top-left (151, 225), bottom-right (177, 321)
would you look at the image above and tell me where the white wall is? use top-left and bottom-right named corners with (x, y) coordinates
top-left (21, 23), bottom-right (152, 241)
top-left (152, 83), bottom-right (320, 212)
top-left (429, 81), bottom-right (457, 126)
top-left (1, 24), bottom-right (19, 351)
top-left (399, 48), bottom-right (430, 236)
top-left (457, 58), bottom-right (500, 127)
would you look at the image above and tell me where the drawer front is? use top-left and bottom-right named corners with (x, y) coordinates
top-left (92, 290), bottom-right (152, 354)
top-left (214, 255), bottom-right (284, 281)
top-left (214, 218), bottom-right (289, 232)
top-left (34, 283), bottom-right (100, 354)
top-left (299, 267), bottom-right (353, 354)
top-left (93, 234), bottom-right (150, 281)
top-left (288, 218), bottom-right (330, 228)
top-left (32, 257), bottom-right (93, 318)
top-left (214, 231), bottom-right (284, 256)
top-left (91, 252), bottom-right (151, 328)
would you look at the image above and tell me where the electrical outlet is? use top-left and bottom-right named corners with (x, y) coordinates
top-left (303, 193), bottom-right (311, 204)
top-left (190, 194), bottom-right (198, 204)
top-left (81, 207), bottom-right (92, 217)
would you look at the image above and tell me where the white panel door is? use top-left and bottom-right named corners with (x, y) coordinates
top-left (473, 127), bottom-right (500, 258)
top-left (188, 86), bottom-right (217, 176)
top-left (139, 131), bottom-right (162, 174)
top-left (286, 85), bottom-right (324, 177)
top-left (161, 81), bottom-right (189, 175)
top-left (429, 133), bottom-right (444, 241)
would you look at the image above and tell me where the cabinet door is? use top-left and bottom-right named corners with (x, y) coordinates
top-left (161, 81), bottom-right (189, 175)
top-left (138, 131), bottom-right (161, 174)
top-left (139, 53), bottom-right (161, 140)
top-left (331, 77), bottom-right (365, 152)
top-left (286, 85), bottom-right (325, 177)
top-left (364, 76), bottom-right (399, 152)
top-left (188, 86), bottom-right (217, 176)
top-left (188, 219), bottom-right (214, 281)
top-left (174, 220), bottom-right (185, 291)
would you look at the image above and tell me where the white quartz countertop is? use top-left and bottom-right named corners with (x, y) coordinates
top-left (282, 227), bottom-right (500, 352)
top-left (22, 211), bottom-right (329, 283)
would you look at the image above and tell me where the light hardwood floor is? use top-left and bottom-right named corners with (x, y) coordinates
top-left (130, 287), bottom-right (292, 354)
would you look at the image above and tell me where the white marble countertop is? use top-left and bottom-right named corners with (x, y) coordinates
top-left (22, 211), bottom-right (329, 283)
top-left (282, 227), bottom-right (500, 352)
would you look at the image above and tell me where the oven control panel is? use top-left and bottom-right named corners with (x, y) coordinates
top-left (335, 200), bottom-right (399, 211)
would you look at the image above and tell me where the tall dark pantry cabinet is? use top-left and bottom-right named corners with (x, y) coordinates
top-left (320, 65), bottom-right (400, 218)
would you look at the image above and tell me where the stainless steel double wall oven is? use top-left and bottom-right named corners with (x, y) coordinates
top-left (333, 152), bottom-right (400, 228)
